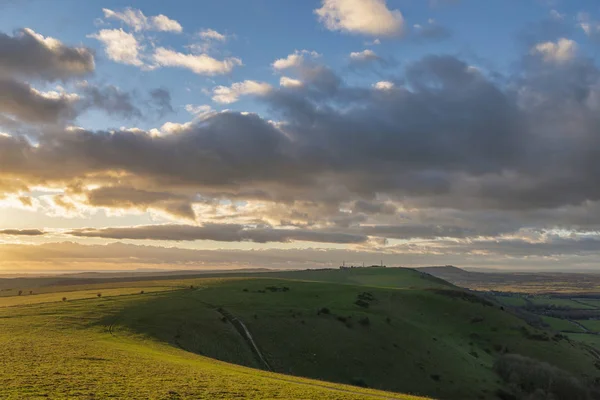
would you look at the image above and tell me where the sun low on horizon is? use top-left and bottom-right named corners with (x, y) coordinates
top-left (2, 0), bottom-right (600, 274)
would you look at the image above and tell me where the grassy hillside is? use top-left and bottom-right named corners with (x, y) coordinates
top-left (1, 267), bottom-right (598, 399)
top-left (0, 280), bottom-right (423, 400)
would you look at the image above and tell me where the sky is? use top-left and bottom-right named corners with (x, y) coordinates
top-left (2, 0), bottom-right (600, 273)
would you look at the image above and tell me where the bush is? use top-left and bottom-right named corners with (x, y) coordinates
top-left (62, 297), bottom-right (67, 302)
top-left (358, 316), bottom-right (370, 326)
top-left (140, 290), bottom-right (144, 294)
top-left (354, 299), bottom-right (370, 308)
top-left (97, 293), bottom-right (102, 298)
top-left (494, 354), bottom-right (590, 400)
top-left (317, 307), bottom-right (330, 315)
top-left (29, 291), bottom-right (33, 295)
top-left (18, 290), bottom-right (22, 296)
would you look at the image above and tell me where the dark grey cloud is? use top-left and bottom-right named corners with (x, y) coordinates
top-left (68, 224), bottom-right (368, 244)
top-left (360, 224), bottom-right (474, 240)
top-left (148, 88), bottom-right (174, 117)
top-left (0, 28), bottom-right (94, 81)
top-left (2, 47), bottom-right (600, 249)
top-left (79, 84), bottom-right (142, 119)
top-left (85, 186), bottom-right (195, 220)
top-left (0, 229), bottom-right (45, 236)
top-left (0, 79), bottom-right (77, 123)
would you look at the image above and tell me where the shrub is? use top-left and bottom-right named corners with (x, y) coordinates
top-left (494, 354), bottom-right (589, 400)
top-left (354, 299), bottom-right (370, 308)
top-left (430, 374), bottom-right (441, 382)
top-left (29, 291), bottom-right (33, 295)
top-left (97, 293), bottom-right (102, 298)
top-left (317, 307), bottom-right (330, 315)
top-left (358, 316), bottom-right (370, 326)
top-left (62, 297), bottom-right (67, 302)
top-left (140, 290), bottom-right (144, 294)
top-left (18, 290), bottom-right (22, 296)
top-left (242, 288), bottom-right (248, 292)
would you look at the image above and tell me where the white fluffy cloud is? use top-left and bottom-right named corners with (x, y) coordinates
top-left (280, 76), bottom-right (303, 88)
top-left (349, 49), bottom-right (379, 62)
top-left (532, 38), bottom-right (577, 63)
top-left (212, 80), bottom-right (273, 104)
top-left (152, 47), bottom-right (242, 75)
top-left (199, 29), bottom-right (227, 41)
top-left (373, 81), bottom-right (394, 90)
top-left (102, 8), bottom-right (182, 33)
top-left (88, 29), bottom-right (144, 66)
top-left (272, 50), bottom-right (319, 70)
top-left (315, 0), bottom-right (404, 37)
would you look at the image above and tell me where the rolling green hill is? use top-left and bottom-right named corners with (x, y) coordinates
top-left (1, 267), bottom-right (598, 399)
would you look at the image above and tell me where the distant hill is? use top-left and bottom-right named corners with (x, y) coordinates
top-left (418, 266), bottom-right (600, 293)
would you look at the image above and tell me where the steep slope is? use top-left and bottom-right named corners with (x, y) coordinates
top-left (103, 272), bottom-right (600, 400)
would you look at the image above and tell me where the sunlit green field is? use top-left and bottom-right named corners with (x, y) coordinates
top-left (1, 268), bottom-right (599, 400)
top-left (0, 281), bottom-right (423, 400)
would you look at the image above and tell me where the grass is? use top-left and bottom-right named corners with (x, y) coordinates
top-left (576, 319), bottom-right (600, 332)
top-left (0, 284), bottom-right (422, 400)
top-left (493, 296), bottom-right (528, 307)
top-left (528, 297), bottom-right (597, 309)
top-left (1, 267), bottom-right (599, 400)
top-left (541, 316), bottom-right (582, 332)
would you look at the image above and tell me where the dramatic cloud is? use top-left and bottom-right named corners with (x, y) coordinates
top-left (68, 223), bottom-right (368, 244)
top-left (89, 28), bottom-right (143, 66)
top-left (84, 186), bottom-right (195, 219)
top-left (152, 47), bottom-right (242, 75)
top-left (212, 80), bottom-right (273, 104)
top-left (102, 8), bottom-right (182, 33)
top-left (0, 28), bottom-right (94, 81)
top-left (315, 0), bottom-right (404, 37)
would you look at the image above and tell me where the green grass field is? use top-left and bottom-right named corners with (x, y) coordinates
top-left (494, 296), bottom-right (528, 307)
top-left (0, 280), bottom-right (423, 400)
top-left (1, 267), bottom-right (599, 400)
top-left (541, 316), bottom-right (583, 332)
top-left (576, 319), bottom-right (600, 333)
top-left (528, 296), bottom-right (597, 309)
